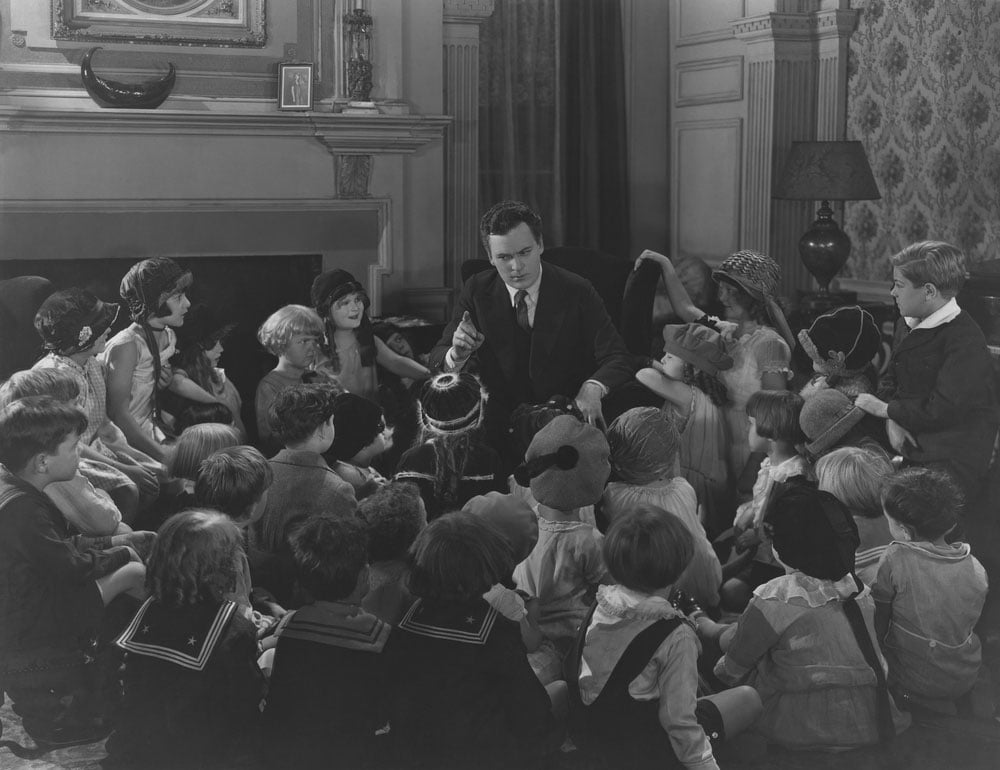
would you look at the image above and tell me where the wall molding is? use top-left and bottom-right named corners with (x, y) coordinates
top-left (0, 106), bottom-right (451, 156)
top-left (675, 56), bottom-right (743, 107)
top-left (0, 196), bottom-right (396, 315)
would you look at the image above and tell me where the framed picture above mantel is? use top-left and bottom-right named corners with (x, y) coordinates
top-left (51, 0), bottom-right (267, 48)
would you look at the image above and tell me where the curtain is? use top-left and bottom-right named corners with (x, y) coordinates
top-left (479, 0), bottom-right (630, 259)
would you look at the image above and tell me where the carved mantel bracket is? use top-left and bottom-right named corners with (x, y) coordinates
top-left (443, 0), bottom-right (496, 24)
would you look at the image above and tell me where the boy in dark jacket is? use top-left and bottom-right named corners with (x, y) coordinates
top-left (0, 396), bottom-right (149, 747)
top-left (262, 515), bottom-right (391, 768)
top-left (855, 240), bottom-right (999, 499)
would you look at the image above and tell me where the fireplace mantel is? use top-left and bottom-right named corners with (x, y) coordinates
top-left (0, 106), bottom-right (451, 155)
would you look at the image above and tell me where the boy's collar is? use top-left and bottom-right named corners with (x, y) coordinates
top-left (905, 297), bottom-right (960, 330)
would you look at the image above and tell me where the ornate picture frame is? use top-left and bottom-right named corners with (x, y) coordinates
top-left (51, 0), bottom-right (267, 48)
top-left (278, 62), bottom-right (314, 112)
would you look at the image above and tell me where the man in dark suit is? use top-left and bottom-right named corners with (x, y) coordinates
top-left (429, 201), bottom-right (633, 451)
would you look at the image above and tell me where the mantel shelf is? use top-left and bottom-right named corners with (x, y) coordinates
top-left (0, 106), bottom-right (452, 154)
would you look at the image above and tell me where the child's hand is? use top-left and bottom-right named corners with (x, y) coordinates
top-left (735, 528), bottom-right (761, 553)
top-left (121, 463), bottom-right (160, 499)
top-left (634, 249), bottom-right (672, 271)
top-left (886, 419), bottom-right (918, 453)
top-left (114, 531), bottom-right (157, 561)
top-left (854, 393), bottom-right (888, 419)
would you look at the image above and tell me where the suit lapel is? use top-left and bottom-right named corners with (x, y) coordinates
top-left (478, 275), bottom-right (519, 380)
top-left (530, 268), bottom-right (567, 376)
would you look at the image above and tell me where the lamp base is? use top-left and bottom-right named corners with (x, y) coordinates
top-left (796, 289), bottom-right (858, 314)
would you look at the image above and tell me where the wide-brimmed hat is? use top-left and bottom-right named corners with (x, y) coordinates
top-left (712, 250), bottom-right (781, 301)
top-left (34, 288), bottom-right (120, 355)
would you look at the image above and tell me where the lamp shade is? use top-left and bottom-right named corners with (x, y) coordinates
top-left (773, 141), bottom-right (881, 201)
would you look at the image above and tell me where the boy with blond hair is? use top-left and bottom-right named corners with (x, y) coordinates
top-left (254, 304), bottom-right (328, 451)
top-left (855, 241), bottom-right (999, 498)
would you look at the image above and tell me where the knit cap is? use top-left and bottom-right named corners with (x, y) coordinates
top-left (329, 392), bottom-right (385, 461)
top-left (34, 288), bottom-right (120, 355)
top-left (607, 407), bottom-right (679, 485)
top-left (799, 389), bottom-right (866, 458)
top-left (517, 414), bottom-right (610, 510)
top-left (463, 491), bottom-right (538, 562)
top-left (417, 372), bottom-right (487, 436)
top-left (311, 269), bottom-right (369, 318)
top-left (712, 250), bottom-right (781, 301)
top-left (766, 484), bottom-right (860, 580)
top-left (119, 257), bottom-right (192, 322)
top-left (797, 305), bottom-right (881, 377)
top-left (661, 323), bottom-right (733, 376)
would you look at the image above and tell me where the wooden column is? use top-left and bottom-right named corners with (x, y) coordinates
top-left (443, 0), bottom-right (495, 293)
top-left (733, 7), bottom-right (858, 295)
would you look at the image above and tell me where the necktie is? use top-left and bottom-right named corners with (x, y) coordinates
top-left (514, 289), bottom-right (531, 333)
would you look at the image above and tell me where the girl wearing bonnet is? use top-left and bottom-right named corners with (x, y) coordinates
top-left (310, 269), bottom-right (429, 401)
top-left (637, 249), bottom-right (795, 485)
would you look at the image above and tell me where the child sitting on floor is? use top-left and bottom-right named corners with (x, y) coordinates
top-left (602, 407), bottom-right (722, 610)
top-left (0, 370), bottom-right (128, 537)
top-left (722, 390), bottom-right (810, 612)
top-left (854, 241), bottom-right (999, 499)
top-left (569, 505), bottom-right (761, 770)
top-left (395, 372), bottom-right (505, 521)
top-left (254, 384), bottom-right (357, 557)
top-left (102, 257), bottom-right (198, 462)
top-left (697, 485), bottom-right (911, 750)
top-left (169, 303), bottom-right (246, 440)
top-left (873, 467), bottom-right (988, 711)
top-left (0, 396), bottom-right (149, 748)
top-left (635, 323), bottom-right (733, 537)
top-left (386, 512), bottom-right (561, 770)
top-left (310, 269), bottom-right (429, 402)
top-left (33, 287), bottom-right (162, 517)
top-left (139, 422), bottom-right (240, 531)
top-left (815, 446), bottom-right (894, 586)
top-left (796, 305), bottom-right (882, 399)
top-left (105, 510), bottom-right (264, 769)
top-left (328, 392), bottom-right (392, 499)
top-left (194, 445), bottom-right (283, 619)
top-left (465, 490), bottom-right (544, 653)
top-left (263, 515), bottom-right (391, 768)
top-left (358, 481), bottom-right (426, 626)
top-left (513, 415), bottom-right (612, 684)
top-left (254, 304), bottom-right (327, 453)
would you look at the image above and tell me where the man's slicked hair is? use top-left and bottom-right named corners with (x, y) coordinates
top-left (479, 200), bottom-right (543, 255)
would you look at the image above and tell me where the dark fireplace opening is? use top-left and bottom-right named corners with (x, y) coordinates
top-left (1, 255), bottom-right (323, 442)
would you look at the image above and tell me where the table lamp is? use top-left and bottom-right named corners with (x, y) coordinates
top-left (773, 141), bottom-right (881, 293)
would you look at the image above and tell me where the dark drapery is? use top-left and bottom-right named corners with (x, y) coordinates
top-left (479, 0), bottom-right (630, 259)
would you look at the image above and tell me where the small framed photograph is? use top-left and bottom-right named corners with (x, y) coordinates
top-left (278, 63), bottom-right (314, 111)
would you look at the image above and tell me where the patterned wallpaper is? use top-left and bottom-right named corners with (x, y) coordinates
top-left (844, 0), bottom-right (1000, 282)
